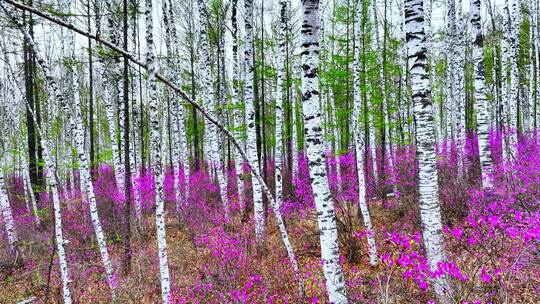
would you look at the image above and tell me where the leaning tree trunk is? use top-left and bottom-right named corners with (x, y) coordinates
top-left (3, 7), bottom-right (114, 299)
top-left (470, 0), bottom-right (493, 189)
top-left (404, 0), bottom-right (453, 302)
top-left (145, 0), bottom-right (171, 301)
top-left (301, 0), bottom-right (348, 303)
top-left (72, 68), bottom-right (116, 299)
top-left (353, 0), bottom-right (378, 266)
top-left (245, 0), bottom-right (265, 239)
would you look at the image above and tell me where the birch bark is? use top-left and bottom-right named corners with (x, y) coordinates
top-left (404, 0), bottom-right (452, 301)
top-left (0, 169), bottom-right (18, 258)
top-left (197, 0), bottom-right (230, 221)
top-left (275, 0), bottom-right (288, 211)
top-left (354, 0), bottom-right (378, 266)
top-left (145, 0), bottom-right (171, 301)
top-left (470, 0), bottom-right (494, 189)
top-left (301, 0), bottom-right (348, 302)
top-left (245, 0), bottom-right (265, 238)
top-left (231, 0), bottom-right (245, 210)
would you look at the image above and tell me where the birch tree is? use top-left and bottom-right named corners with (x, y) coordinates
top-left (231, 0), bottom-right (245, 209)
top-left (353, 0), bottom-right (378, 266)
top-left (0, 8), bottom-right (79, 301)
top-left (470, 0), bottom-right (494, 189)
top-left (0, 168), bottom-right (18, 258)
top-left (404, 0), bottom-right (452, 301)
top-left (103, 0), bottom-right (125, 192)
top-left (275, 0), bottom-right (288, 211)
top-left (197, 0), bottom-right (230, 222)
top-left (301, 0), bottom-right (347, 302)
top-left (245, 0), bottom-right (265, 239)
top-left (163, 0), bottom-right (189, 211)
top-left (145, 0), bottom-right (171, 301)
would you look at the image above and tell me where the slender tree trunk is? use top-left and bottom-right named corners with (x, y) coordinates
top-left (121, 0), bottom-right (132, 275)
top-left (104, 0), bottom-right (125, 192)
top-left (88, 0), bottom-right (95, 175)
top-left (5, 8), bottom-right (116, 298)
top-left (23, 4), bottom-right (40, 206)
top-left (275, 0), bottom-right (288, 210)
top-left (470, 0), bottom-right (494, 189)
top-left (197, 0), bottom-right (230, 221)
top-left (455, 0), bottom-right (466, 174)
top-left (301, 1), bottom-right (347, 302)
top-left (507, 0), bottom-right (519, 159)
top-left (404, 0), bottom-right (452, 301)
top-left (0, 169), bottom-right (18, 259)
top-left (354, 0), bottom-right (378, 266)
top-left (21, 152), bottom-right (40, 227)
top-left (72, 68), bottom-right (117, 301)
top-left (502, 0), bottom-right (512, 160)
top-left (231, 0), bottom-right (245, 210)
top-left (245, 0), bottom-right (265, 239)
top-left (145, 0), bottom-right (171, 301)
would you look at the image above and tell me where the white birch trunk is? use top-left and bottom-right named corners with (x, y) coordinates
top-left (446, 0), bottom-right (457, 144)
top-left (22, 155), bottom-right (40, 227)
top-left (72, 69), bottom-right (117, 299)
top-left (508, 0), bottom-right (520, 159)
top-left (502, 0), bottom-right (512, 160)
top-left (163, 0), bottom-right (188, 212)
top-left (470, 0), bottom-right (494, 189)
top-left (455, 0), bottom-right (466, 173)
top-left (145, 0), bottom-right (171, 301)
top-left (301, 1), bottom-right (348, 302)
top-left (275, 0), bottom-right (288, 210)
top-left (245, 0), bottom-right (265, 238)
top-left (0, 169), bottom-right (18, 257)
top-left (404, 0), bottom-right (452, 301)
top-left (103, 0), bottom-right (125, 192)
top-left (354, 0), bottom-right (378, 266)
top-left (231, 0), bottom-right (245, 210)
top-left (5, 12), bottom-right (78, 301)
top-left (197, 0), bottom-right (230, 222)
top-left (535, 0), bottom-right (540, 132)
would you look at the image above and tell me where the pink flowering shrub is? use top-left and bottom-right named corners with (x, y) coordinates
top-left (1, 132), bottom-right (539, 303)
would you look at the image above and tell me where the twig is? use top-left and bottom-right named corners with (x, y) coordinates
top-left (44, 245), bottom-right (56, 304)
